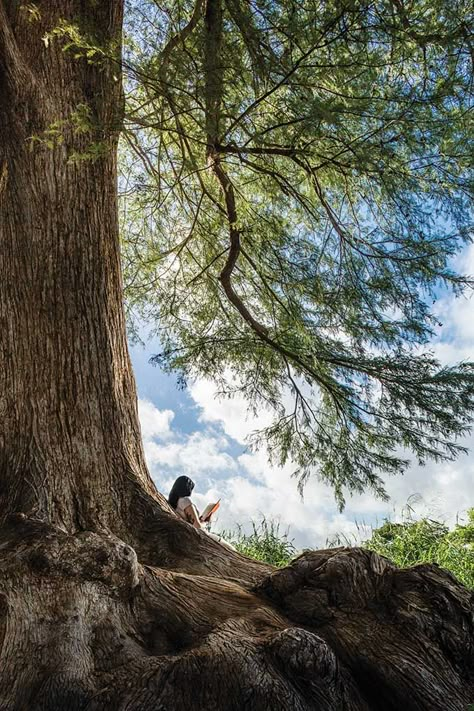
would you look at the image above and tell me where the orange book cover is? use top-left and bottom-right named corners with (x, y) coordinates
top-left (200, 500), bottom-right (220, 522)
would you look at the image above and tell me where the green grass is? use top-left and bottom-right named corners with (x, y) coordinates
top-left (363, 509), bottom-right (474, 589)
top-left (224, 518), bottom-right (296, 567)
top-left (227, 508), bottom-right (474, 587)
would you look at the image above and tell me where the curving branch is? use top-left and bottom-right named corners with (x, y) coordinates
top-left (208, 148), bottom-right (349, 414)
top-left (158, 0), bottom-right (204, 81)
top-left (203, 0), bottom-right (349, 407)
top-left (204, 0), bottom-right (269, 339)
top-left (210, 153), bottom-right (269, 338)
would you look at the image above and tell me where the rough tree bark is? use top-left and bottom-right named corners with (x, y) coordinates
top-left (0, 2), bottom-right (472, 709)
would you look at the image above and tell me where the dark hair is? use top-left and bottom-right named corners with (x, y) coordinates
top-left (168, 476), bottom-right (195, 510)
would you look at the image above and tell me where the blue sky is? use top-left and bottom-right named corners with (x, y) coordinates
top-left (129, 244), bottom-right (474, 548)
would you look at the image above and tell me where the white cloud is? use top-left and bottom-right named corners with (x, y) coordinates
top-left (432, 292), bottom-right (474, 364)
top-left (380, 438), bottom-right (474, 527)
top-left (144, 430), bottom-right (237, 475)
top-left (138, 398), bottom-right (174, 440)
top-left (137, 398), bottom-right (236, 485)
top-left (189, 378), bottom-right (274, 444)
top-left (454, 240), bottom-right (474, 275)
top-left (431, 243), bottom-right (474, 363)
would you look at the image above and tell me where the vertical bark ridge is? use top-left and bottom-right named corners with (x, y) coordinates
top-left (0, 0), bottom-right (162, 531)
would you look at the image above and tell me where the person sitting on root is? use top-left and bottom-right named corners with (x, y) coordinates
top-left (167, 475), bottom-right (235, 551)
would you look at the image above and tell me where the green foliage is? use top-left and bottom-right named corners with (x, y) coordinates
top-left (231, 510), bottom-right (474, 587)
top-left (19, 3), bottom-right (41, 22)
top-left (42, 20), bottom-right (119, 62)
top-left (364, 508), bottom-right (474, 588)
top-left (27, 104), bottom-right (109, 162)
top-left (28, 121), bottom-right (65, 150)
top-left (224, 518), bottom-right (296, 567)
top-left (28, 104), bottom-right (95, 151)
top-left (120, 0), bottom-right (474, 505)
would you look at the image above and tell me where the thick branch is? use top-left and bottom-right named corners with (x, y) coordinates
top-left (204, 0), bottom-right (223, 146)
top-left (158, 0), bottom-right (204, 80)
top-left (202, 0), bottom-right (356, 412)
top-left (211, 155), bottom-right (270, 337)
top-left (203, 0), bottom-right (269, 337)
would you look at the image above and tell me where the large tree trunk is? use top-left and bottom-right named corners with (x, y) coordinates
top-left (0, 2), bottom-right (472, 709)
top-left (0, 0), bottom-right (157, 532)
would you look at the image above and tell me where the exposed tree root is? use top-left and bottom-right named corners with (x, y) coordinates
top-left (0, 515), bottom-right (471, 710)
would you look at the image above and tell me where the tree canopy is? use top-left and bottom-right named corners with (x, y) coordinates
top-left (119, 0), bottom-right (474, 506)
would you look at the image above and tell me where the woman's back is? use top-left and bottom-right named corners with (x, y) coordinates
top-left (176, 495), bottom-right (194, 522)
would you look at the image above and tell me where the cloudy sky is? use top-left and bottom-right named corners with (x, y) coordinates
top-left (130, 245), bottom-right (474, 549)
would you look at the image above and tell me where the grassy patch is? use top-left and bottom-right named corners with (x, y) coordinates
top-left (363, 509), bottom-right (474, 589)
top-left (227, 508), bottom-right (474, 588)
top-left (224, 518), bottom-right (296, 567)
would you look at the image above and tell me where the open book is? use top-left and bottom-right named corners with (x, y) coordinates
top-left (199, 499), bottom-right (220, 523)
